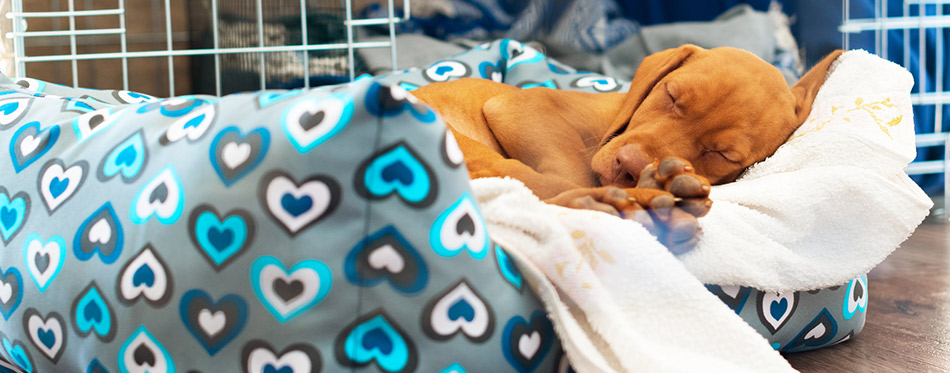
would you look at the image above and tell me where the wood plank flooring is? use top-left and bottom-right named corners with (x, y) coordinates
top-left (784, 219), bottom-right (950, 371)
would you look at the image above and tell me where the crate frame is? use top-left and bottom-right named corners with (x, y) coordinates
top-left (2, 0), bottom-right (409, 96)
top-left (840, 0), bottom-right (950, 219)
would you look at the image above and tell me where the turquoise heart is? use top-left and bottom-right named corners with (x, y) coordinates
top-left (0, 192), bottom-right (27, 243)
top-left (2, 338), bottom-right (32, 372)
top-left (344, 315), bottom-right (411, 372)
top-left (102, 132), bottom-right (146, 182)
top-left (195, 211), bottom-right (248, 266)
top-left (359, 143), bottom-right (435, 207)
top-left (75, 286), bottom-right (112, 338)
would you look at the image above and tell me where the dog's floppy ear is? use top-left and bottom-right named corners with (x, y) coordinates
top-left (792, 50), bottom-right (845, 124)
top-left (604, 44), bottom-right (701, 144)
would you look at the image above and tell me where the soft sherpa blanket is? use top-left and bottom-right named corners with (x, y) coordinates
top-left (470, 50), bottom-right (931, 371)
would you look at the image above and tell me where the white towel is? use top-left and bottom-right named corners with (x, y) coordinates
top-left (470, 50), bottom-right (931, 371)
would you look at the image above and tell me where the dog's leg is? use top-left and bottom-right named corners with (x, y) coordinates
top-left (452, 130), bottom-right (580, 194)
top-left (545, 157), bottom-right (711, 254)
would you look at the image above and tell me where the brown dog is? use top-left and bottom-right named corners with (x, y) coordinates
top-left (411, 45), bottom-right (844, 253)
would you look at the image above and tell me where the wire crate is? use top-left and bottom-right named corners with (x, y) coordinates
top-left (0, 0), bottom-right (408, 97)
top-left (840, 0), bottom-right (950, 219)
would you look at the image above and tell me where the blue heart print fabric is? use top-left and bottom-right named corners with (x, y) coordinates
top-left (0, 75), bottom-right (565, 372)
top-left (0, 39), bottom-right (865, 372)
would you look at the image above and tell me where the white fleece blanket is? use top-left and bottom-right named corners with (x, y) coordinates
top-left (470, 50), bottom-right (932, 372)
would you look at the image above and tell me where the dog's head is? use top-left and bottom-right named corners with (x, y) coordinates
top-left (591, 45), bottom-right (844, 187)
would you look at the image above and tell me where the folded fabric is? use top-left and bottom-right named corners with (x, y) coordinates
top-left (467, 49), bottom-right (929, 371)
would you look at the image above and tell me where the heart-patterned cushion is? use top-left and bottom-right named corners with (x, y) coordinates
top-left (0, 39), bottom-right (865, 373)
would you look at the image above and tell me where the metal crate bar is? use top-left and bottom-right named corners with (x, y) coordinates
top-left (13, 41), bottom-right (396, 62)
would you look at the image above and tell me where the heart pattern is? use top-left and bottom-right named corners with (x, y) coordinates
top-left (9, 121), bottom-right (59, 173)
top-left (72, 108), bottom-right (118, 143)
top-left (365, 82), bottom-right (436, 122)
top-left (130, 165), bottom-right (185, 225)
top-left (355, 141), bottom-right (438, 208)
top-left (160, 103), bottom-right (216, 145)
top-left (242, 340), bottom-right (321, 373)
top-left (98, 129), bottom-right (148, 183)
top-left (0, 97), bottom-right (32, 130)
top-left (756, 291), bottom-right (799, 335)
top-left (441, 131), bottom-right (465, 169)
top-left (251, 256), bottom-right (333, 323)
top-left (430, 193), bottom-right (490, 260)
top-left (117, 326), bottom-right (175, 373)
top-left (706, 284), bottom-right (751, 314)
top-left (494, 245), bottom-right (523, 291)
top-left (1, 333), bottom-right (33, 373)
top-left (571, 76), bottom-right (621, 92)
top-left (116, 244), bottom-right (173, 307)
top-left (260, 171), bottom-right (341, 236)
top-left (502, 310), bottom-right (554, 373)
top-left (281, 93), bottom-right (354, 153)
top-left (210, 126), bottom-right (270, 186)
top-left (478, 61), bottom-right (504, 83)
top-left (22, 308), bottom-right (67, 363)
top-left (344, 225), bottom-right (429, 294)
top-left (783, 309), bottom-right (839, 351)
top-left (423, 60), bottom-right (471, 82)
top-left (843, 275), bottom-right (868, 320)
top-left (73, 202), bottom-right (124, 264)
top-left (22, 233), bottom-right (66, 293)
top-left (501, 40), bottom-right (544, 71)
top-left (113, 90), bottom-right (158, 104)
top-left (422, 280), bottom-right (494, 342)
top-left (179, 289), bottom-right (248, 355)
top-left (189, 205), bottom-right (255, 270)
top-left (37, 159), bottom-right (88, 213)
top-left (0, 266), bottom-right (23, 321)
top-left (255, 89), bottom-right (304, 109)
top-left (335, 310), bottom-right (417, 373)
top-left (0, 187), bottom-right (30, 245)
top-left (71, 282), bottom-right (116, 342)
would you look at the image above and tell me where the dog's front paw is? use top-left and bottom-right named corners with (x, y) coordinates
top-left (623, 157), bottom-right (712, 253)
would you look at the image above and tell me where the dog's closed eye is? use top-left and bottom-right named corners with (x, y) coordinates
top-left (702, 149), bottom-right (742, 164)
top-left (665, 83), bottom-right (684, 115)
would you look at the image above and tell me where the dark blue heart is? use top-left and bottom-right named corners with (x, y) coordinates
top-left (207, 227), bottom-right (234, 252)
top-left (362, 327), bottom-right (393, 355)
top-left (83, 301), bottom-right (102, 323)
top-left (435, 65), bottom-right (453, 76)
top-left (132, 264), bottom-right (155, 287)
top-left (448, 298), bottom-right (475, 322)
top-left (115, 145), bottom-right (137, 167)
top-left (49, 177), bottom-right (69, 198)
top-left (184, 114), bottom-right (205, 129)
top-left (381, 162), bottom-right (413, 185)
top-left (280, 194), bottom-right (313, 217)
top-left (770, 298), bottom-right (788, 320)
top-left (0, 206), bottom-right (15, 229)
top-left (37, 327), bottom-right (56, 349)
top-left (263, 364), bottom-right (292, 373)
top-left (0, 102), bottom-right (18, 115)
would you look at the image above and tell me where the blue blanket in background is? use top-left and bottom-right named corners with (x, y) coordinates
top-left (363, 0), bottom-right (947, 195)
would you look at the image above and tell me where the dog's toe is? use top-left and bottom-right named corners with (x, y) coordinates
top-left (668, 174), bottom-right (710, 198)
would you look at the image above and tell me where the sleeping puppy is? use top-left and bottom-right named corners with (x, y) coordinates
top-left (411, 45), bottom-right (844, 253)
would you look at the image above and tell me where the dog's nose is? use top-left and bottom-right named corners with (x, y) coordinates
top-left (614, 144), bottom-right (651, 186)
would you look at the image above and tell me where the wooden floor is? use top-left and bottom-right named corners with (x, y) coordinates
top-left (784, 218), bottom-right (950, 372)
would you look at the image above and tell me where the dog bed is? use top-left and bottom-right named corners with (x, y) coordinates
top-left (0, 40), bottom-right (926, 372)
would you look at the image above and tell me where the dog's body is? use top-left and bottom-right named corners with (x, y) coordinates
top-left (412, 45), bottom-right (843, 252)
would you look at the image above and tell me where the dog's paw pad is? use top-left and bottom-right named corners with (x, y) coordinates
top-left (637, 156), bottom-right (712, 218)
